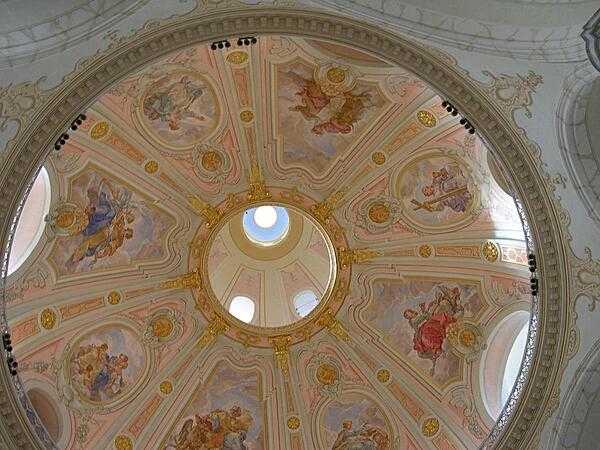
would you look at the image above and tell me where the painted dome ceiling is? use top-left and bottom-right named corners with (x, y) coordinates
top-left (5, 34), bottom-right (532, 449)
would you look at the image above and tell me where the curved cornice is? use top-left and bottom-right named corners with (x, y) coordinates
top-left (582, 8), bottom-right (600, 71)
top-left (0, 7), bottom-right (571, 449)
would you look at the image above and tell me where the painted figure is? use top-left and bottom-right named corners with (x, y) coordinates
top-left (287, 71), bottom-right (372, 136)
top-left (143, 75), bottom-right (207, 131)
top-left (332, 420), bottom-right (390, 450)
top-left (403, 286), bottom-right (464, 375)
top-left (66, 178), bottom-right (135, 269)
top-left (174, 405), bottom-right (254, 450)
top-left (71, 342), bottom-right (130, 401)
top-left (411, 164), bottom-right (472, 214)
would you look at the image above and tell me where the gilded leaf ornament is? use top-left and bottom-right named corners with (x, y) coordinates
top-left (197, 316), bottom-right (228, 349)
top-left (188, 195), bottom-right (222, 228)
top-left (272, 335), bottom-right (292, 376)
top-left (311, 190), bottom-right (345, 222)
top-left (317, 310), bottom-right (350, 342)
top-left (160, 268), bottom-right (202, 290)
top-left (339, 248), bottom-right (381, 268)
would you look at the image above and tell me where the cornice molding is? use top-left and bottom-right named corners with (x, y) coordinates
top-left (0, 7), bottom-right (572, 449)
top-left (582, 8), bottom-right (600, 72)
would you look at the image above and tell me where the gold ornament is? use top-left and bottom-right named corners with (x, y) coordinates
top-left (107, 291), bottom-right (121, 305)
top-left (144, 160), bottom-right (159, 174)
top-left (317, 310), bottom-right (350, 342)
top-left (201, 151), bottom-right (223, 172)
top-left (316, 363), bottom-right (339, 385)
top-left (198, 317), bottom-right (228, 349)
top-left (188, 195), bottom-right (223, 228)
top-left (326, 67), bottom-right (346, 83)
top-left (226, 51), bottom-right (249, 64)
top-left (376, 368), bottom-right (390, 383)
top-left (247, 180), bottom-right (270, 202)
top-left (311, 190), bottom-right (345, 223)
top-left (240, 110), bottom-right (254, 123)
top-left (160, 268), bottom-right (202, 290)
top-left (422, 417), bottom-right (439, 437)
top-left (482, 241), bottom-right (499, 262)
top-left (272, 336), bottom-right (291, 376)
top-left (339, 248), bottom-right (380, 268)
top-left (287, 416), bottom-right (301, 430)
top-left (368, 203), bottom-right (390, 224)
top-left (55, 210), bottom-right (75, 229)
top-left (416, 110), bottom-right (437, 128)
top-left (418, 245), bottom-right (433, 258)
top-left (159, 380), bottom-right (173, 395)
top-left (39, 309), bottom-right (56, 330)
top-left (459, 328), bottom-right (476, 348)
top-left (114, 435), bottom-right (133, 450)
top-left (90, 121), bottom-right (110, 140)
top-left (151, 316), bottom-right (174, 338)
top-left (371, 152), bottom-right (386, 165)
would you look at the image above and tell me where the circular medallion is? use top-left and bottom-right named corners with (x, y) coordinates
top-left (107, 291), bottom-right (121, 305)
top-left (482, 241), bottom-right (499, 262)
top-left (371, 152), bottom-right (386, 165)
top-left (376, 368), bottom-right (390, 383)
top-left (114, 435), bottom-right (133, 450)
top-left (418, 244), bottom-right (433, 258)
top-left (368, 203), bottom-right (390, 224)
top-left (144, 160), bottom-right (159, 174)
top-left (226, 51), bottom-right (249, 64)
top-left (239, 110), bottom-right (254, 123)
top-left (150, 316), bottom-right (174, 338)
top-left (459, 328), bottom-right (476, 348)
top-left (416, 110), bottom-right (437, 128)
top-left (55, 210), bottom-right (75, 229)
top-left (326, 67), bottom-right (346, 84)
top-left (159, 380), bottom-right (173, 395)
top-left (201, 151), bottom-right (223, 172)
top-left (422, 417), bottom-right (439, 437)
top-left (287, 416), bottom-right (301, 430)
top-left (39, 309), bottom-right (56, 330)
top-left (316, 363), bottom-right (339, 385)
top-left (90, 121), bottom-right (110, 140)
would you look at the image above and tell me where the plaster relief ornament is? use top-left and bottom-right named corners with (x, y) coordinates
top-left (308, 355), bottom-right (343, 399)
top-left (192, 143), bottom-right (232, 186)
top-left (446, 322), bottom-right (485, 362)
top-left (482, 70), bottom-right (543, 119)
top-left (356, 196), bottom-right (402, 233)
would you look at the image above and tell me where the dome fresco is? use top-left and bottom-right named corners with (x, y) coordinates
top-left (4, 35), bottom-right (533, 449)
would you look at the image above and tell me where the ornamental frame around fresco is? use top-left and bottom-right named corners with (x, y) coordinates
top-left (0, 8), bottom-right (571, 450)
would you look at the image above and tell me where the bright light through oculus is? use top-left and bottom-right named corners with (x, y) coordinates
top-left (229, 296), bottom-right (255, 323)
top-left (294, 290), bottom-right (319, 318)
top-left (243, 205), bottom-right (289, 246)
top-left (254, 205), bottom-right (277, 228)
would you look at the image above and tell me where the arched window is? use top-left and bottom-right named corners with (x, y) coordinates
top-left (8, 167), bottom-right (51, 275)
top-left (481, 310), bottom-right (530, 419)
top-left (229, 296), bottom-right (255, 323)
top-left (294, 290), bottom-right (319, 318)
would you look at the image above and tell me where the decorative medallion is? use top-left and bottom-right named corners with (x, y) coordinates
top-left (226, 51), bottom-right (249, 64)
top-left (107, 291), bottom-right (121, 305)
top-left (482, 241), bottom-right (499, 262)
top-left (287, 416), bottom-right (301, 430)
top-left (447, 321), bottom-right (484, 362)
top-left (416, 110), bottom-right (437, 128)
top-left (200, 150), bottom-right (223, 172)
top-left (422, 417), bottom-right (439, 437)
top-left (114, 435), bottom-right (133, 450)
top-left (46, 202), bottom-right (88, 236)
top-left (90, 121), bottom-right (110, 140)
top-left (316, 363), bottom-right (339, 386)
top-left (159, 380), bottom-right (173, 395)
top-left (144, 160), bottom-right (159, 174)
top-left (239, 110), bottom-right (254, 123)
top-left (143, 309), bottom-right (184, 346)
top-left (326, 67), bottom-right (346, 84)
top-left (368, 202), bottom-right (391, 224)
top-left (371, 152), bottom-right (386, 165)
top-left (39, 308), bottom-right (56, 330)
top-left (376, 368), bottom-right (390, 383)
top-left (418, 244), bottom-right (433, 258)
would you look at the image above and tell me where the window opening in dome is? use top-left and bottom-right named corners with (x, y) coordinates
top-left (229, 296), bottom-right (255, 323)
top-left (501, 322), bottom-right (529, 405)
top-left (8, 167), bottom-right (51, 275)
top-left (242, 205), bottom-right (289, 246)
top-left (294, 290), bottom-right (319, 318)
